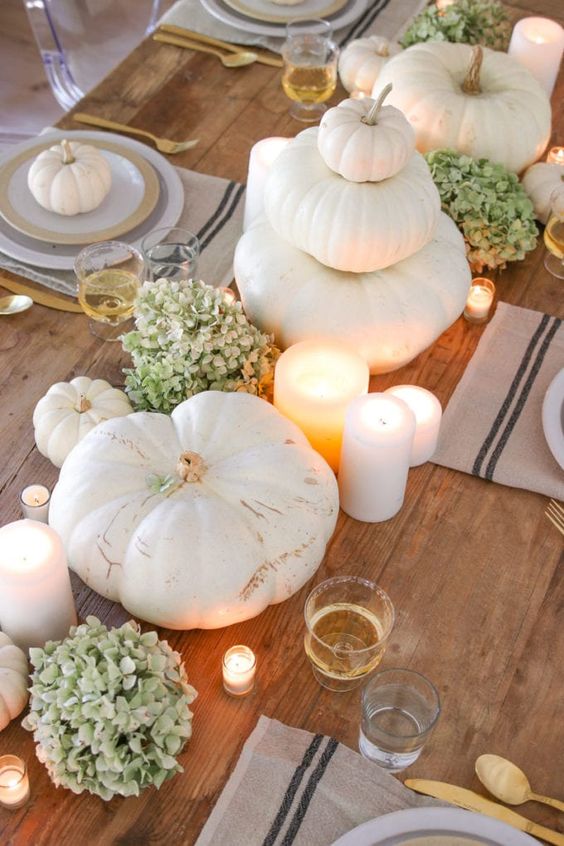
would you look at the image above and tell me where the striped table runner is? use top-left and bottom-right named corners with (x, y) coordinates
top-left (433, 302), bottom-right (564, 500)
top-left (196, 716), bottom-right (443, 846)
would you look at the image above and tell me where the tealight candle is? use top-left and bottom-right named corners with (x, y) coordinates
top-left (508, 17), bottom-right (564, 97)
top-left (243, 137), bottom-right (290, 231)
top-left (547, 146), bottom-right (564, 165)
top-left (436, 0), bottom-right (455, 10)
top-left (223, 645), bottom-right (256, 696)
top-left (20, 484), bottom-right (50, 523)
top-left (464, 278), bottom-right (496, 324)
top-left (385, 385), bottom-right (442, 466)
top-left (338, 394), bottom-right (416, 523)
top-left (0, 520), bottom-right (77, 653)
top-left (219, 286), bottom-right (236, 305)
top-left (0, 756), bottom-right (30, 810)
top-left (274, 340), bottom-right (370, 472)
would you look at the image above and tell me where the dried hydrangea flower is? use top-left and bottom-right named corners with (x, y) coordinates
top-left (400, 0), bottom-right (511, 52)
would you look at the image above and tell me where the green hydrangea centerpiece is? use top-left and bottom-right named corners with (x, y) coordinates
top-left (400, 0), bottom-right (511, 51)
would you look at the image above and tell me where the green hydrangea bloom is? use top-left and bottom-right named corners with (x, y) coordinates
top-left (400, 0), bottom-right (511, 51)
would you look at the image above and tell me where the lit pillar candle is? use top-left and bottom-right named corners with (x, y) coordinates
top-left (20, 484), bottom-right (50, 523)
top-left (385, 385), bottom-right (442, 466)
top-left (464, 277), bottom-right (495, 324)
top-left (243, 137), bottom-right (290, 232)
top-left (0, 520), bottom-right (77, 653)
top-left (274, 340), bottom-right (370, 472)
top-left (508, 17), bottom-right (564, 97)
top-left (0, 756), bottom-right (30, 810)
top-left (338, 394), bottom-right (416, 523)
top-left (547, 147), bottom-right (564, 165)
top-left (222, 645), bottom-right (256, 696)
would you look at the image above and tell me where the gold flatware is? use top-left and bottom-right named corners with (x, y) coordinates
top-left (72, 113), bottom-right (199, 155)
top-left (0, 277), bottom-right (83, 313)
top-left (476, 754), bottom-right (564, 812)
top-left (546, 499), bottom-right (564, 537)
top-left (0, 294), bottom-right (33, 315)
top-left (153, 33), bottom-right (257, 67)
top-left (158, 23), bottom-right (283, 68)
top-left (405, 780), bottom-right (564, 845)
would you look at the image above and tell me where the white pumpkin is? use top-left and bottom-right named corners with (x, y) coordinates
top-left (338, 35), bottom-right (401, 96)
top-left (318, 85), bottom-right (416, 182)
top-left (27, 139), bottom-right (112, 216)
top-left (0, 632), bottom-right (29, 732)
top-left (521, 162), bottom-right (564, 224)
top-left (264, 127), bottom-right (440, 273)
top-left (235, 213), bottom-right (471, 374)
top-left (377, 43), bottom-right (551, 174)
top-left (33, 376), bottom-right (133, 468)
top-left (49, 391), bottom-right (339, 630)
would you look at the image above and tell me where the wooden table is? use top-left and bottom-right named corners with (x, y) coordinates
top-left (1, 2), bottom-right (563, 843)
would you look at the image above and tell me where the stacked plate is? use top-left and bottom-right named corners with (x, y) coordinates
top-left (0, 130), bottom-right (185, 271)
top-left (202, 0), bottom-right (368, 37)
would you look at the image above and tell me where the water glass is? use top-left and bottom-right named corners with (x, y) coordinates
top-left (359, 668), bottom-right (441, 772)
top-left (141, 226), bottom-right (200, 282)
top-left (281, 19), bottom-right (339, 123)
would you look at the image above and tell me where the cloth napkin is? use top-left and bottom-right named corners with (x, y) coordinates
top-left (432, 302), bottom-right (564, 500)
top-left (196, 715), bottom-right (444, 846)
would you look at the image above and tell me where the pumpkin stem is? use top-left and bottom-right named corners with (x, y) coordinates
top-left (462, 46), bottom-right (483, 95)
top-left (77, 394), bottom-right (91, 413)
top-left (60, 139), bottom-right (76, 165)
top-left (177, 451), bottom-right (207, 483)
top-left (361, 83), bottom-right (393, 126)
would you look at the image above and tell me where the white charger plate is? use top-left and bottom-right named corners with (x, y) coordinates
top-left (223, 0), bottom-right (347, 25)
top-left (201, 0), bottom-right (367, 37)
top-left (542, 367), bottom-right (564, 470)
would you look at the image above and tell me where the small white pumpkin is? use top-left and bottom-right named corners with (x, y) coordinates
top-left (338, 35), bottom-right (401, 96)
top-left (33, 376), bottom-right (133, 468)
top-left (521, 162), bottom-right (564, 224)
top-left (0, 632), bottom-right (29, 732)
top-left (27, 139), bottom-right (112, 216)
top-left (318, 85), bottom-right (416, 182)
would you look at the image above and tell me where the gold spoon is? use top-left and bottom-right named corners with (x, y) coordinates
top-left (476, 754), bottom-right (564, 811)
top-left (153, 33), bottom-right (257, 67)
top-left (0, 294), bottom-right (33, 315)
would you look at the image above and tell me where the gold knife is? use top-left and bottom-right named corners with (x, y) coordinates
top-left (0, 277), bottom-right (83, 313)
top-left (157, 23), bottom-right (283, 68)
top-left (405, 780), bottom-right (564, 845)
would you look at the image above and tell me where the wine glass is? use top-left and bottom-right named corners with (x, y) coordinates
top-left (544, 188), bottom-right (564, 279)
top-left (281, 19), bottom-right (339, 123)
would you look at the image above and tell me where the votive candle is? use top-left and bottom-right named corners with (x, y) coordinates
top-left (436, 0), bottom-right (456, 10)
top-left (243, 137), bottom-right (290, 231)
top-left (464, 278), bottom-right (495, 324)
top-left (547, 146), bottom-right (564, 165)
top-left (385, 386), bottom-right (442, 466)
top-left (20, 484), bottom-right (50, 523)
top-left (508, 17), bottom-right (564, 97)
top-left (223, 645), bottom-right (256, 696)
top-left (0, 756), bottom-right (30, 810)
top-left (274, 340), bottom-right (370, 472)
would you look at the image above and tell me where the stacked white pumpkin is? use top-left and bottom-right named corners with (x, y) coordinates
top-left (235, 86), bottom-right (472, 374)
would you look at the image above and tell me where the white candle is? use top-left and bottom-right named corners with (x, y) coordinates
top-left (222, 645), bottom-right (256, 696)
top-left (436, 0), bottom-right (456, 10)
top-left (338, 394), bottom-right (416, 523)
top-left (20, 484), bottom-right (50, 523)
top-left (508, 17), bottom-right (564, 97)
top-left (0, 520), bottom-right (77, 653)
top-left (243, 137), bottom-right (290, 232)
top-left (274, 340), bottom-right (370, 472)
top-left (464, 278), bottom-right (495, 324)
top-left (547, 146), bottom-right (564, 165)
top-left (219, 286), bottom-right (236, 305)
top-left (0, 756), bottom-right (30, 810)
top-left (385, 385), bottom-right (442, 466)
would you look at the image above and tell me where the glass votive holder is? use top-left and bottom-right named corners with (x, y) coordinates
top-left (463, 277), bottom-right (495, 325)
top-left (141, 226), bottom-right (200, 283)
top-left (546, 146), bottom-right (564, 166)
top-left (359, 668), bottom-right (441, 772)
top-left (19, 484), bottom-right (50, 523)
top-left (0, 756), bottom-right (30, 810)
top-left (222, 645), bottom-right (256, 697)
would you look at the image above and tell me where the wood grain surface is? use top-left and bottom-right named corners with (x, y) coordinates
top-left (1, 2), bottom-right (563, 843)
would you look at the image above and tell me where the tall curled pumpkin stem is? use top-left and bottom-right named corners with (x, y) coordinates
top-left (462, 46), bottom-right (483, 95)
top-left (177, 451), bottom-right (207, 483)
top-left (361, 83), bottom-right (393, 126)
top-left (60, 139), bottom-right (76, 165)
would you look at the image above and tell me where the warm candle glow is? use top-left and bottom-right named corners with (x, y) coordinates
top-left (464, 278), bottom-right (495, 325)
top-left (508, 17), bottom-right (564, 96)
top-left (222, 645), bottom-right (256, 696)
top-left (0, 756), bottom-right (30, 810)
top-left (547, 146), bottom-right (564, 165)
top-left (436, 0), bottom-right (455, 9)
top-left (20, 484), bottom-right (50, 523)
top-left (385, 386), bottom-right (443, 466)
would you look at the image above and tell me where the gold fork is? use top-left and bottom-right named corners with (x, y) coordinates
top-left (73, 113), bottom-right (199, 155)
top-left (546, 499), bottom-right (564, 536)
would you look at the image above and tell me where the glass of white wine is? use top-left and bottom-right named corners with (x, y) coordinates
top-left (282, 19), bottom-right (339, 123)
top-left (543, 187), bottom-right (564, 279)
top-left (304, 575), bottom-right (395, 693)
top-left (75, 241), bottom-right (145, 341)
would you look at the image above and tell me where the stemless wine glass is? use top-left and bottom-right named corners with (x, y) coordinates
top-left (75, 241), bottom-right (145, 341)
top-left (543, 187), bottom-right (564, 279)
top-left (281, 19), bottom-right (339, 123)
top-left (141, 227), bottom-right (200, 282)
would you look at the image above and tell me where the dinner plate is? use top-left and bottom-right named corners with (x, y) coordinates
top-left (223, 0), bottom-right (348, 25)
top-left (0, 139), bottom-right (160, 246)
top-left (0, 131), bottom-right (184, 271)
top-left (331, 807), bottom-right (538, 846)
top-left (201, 0), bottom-right (367, 37)
top-left (542, 367), bottom-right (564, 470)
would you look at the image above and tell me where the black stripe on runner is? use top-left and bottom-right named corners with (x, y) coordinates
top-left (261, 734), bottom-right (323, 846)
top-left (484, 316), bottom-right (561, 480)
top-left (199, 183), bottom-right (245, 252)
top-left (338, 0), bottom-right (392, 48)
top-left (280, 738), bottom-right (339, 846)
top-left (471, 313), bottom-right (550, 477)
top-left (196, 180), bottom-right (237, 242)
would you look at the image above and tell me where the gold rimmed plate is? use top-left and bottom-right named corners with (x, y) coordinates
top-left (0, 138), bottom-right (160, 246)
top-left (222, 0), bottom-right (347, 24)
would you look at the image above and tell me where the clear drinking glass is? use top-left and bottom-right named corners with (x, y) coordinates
top-left (359, 668), bottom-right (441, 772)
top-left (304, 575), bottom-right (395, 693)
top-left (141, 226), bottom-right (200, 282)
top-left (281, 19), bottom-right (339, 123)
top-left (75, 241), bottom-right (145, 341)
top-left (543, 188), bottom-right (564, 279)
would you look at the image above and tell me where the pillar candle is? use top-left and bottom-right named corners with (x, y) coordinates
top-left (339, 394), bottom-right (416, 523)
top-left (20, 484), bottom-right (50, 523)
top-left (464, 277), bottom-right (495, 324)
top-left (508, 17), bottom-right (564, 97)
top-left (0, 520), bottom-right (77, 653)
top-left (222, 645), bottom-right (256, 696)
top-left (243, 137), bottom-right (290, 231)
top-left (274, 340), bottom-right (370, 472)
top-left (385, 385), bottom-right (442, 466)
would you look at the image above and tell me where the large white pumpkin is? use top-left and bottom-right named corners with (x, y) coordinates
top-left (49, 392), bottom-right (339, 630)
top-left (338, 35), bottom-right (401, 96)
top-left (264, 127), bottom-right (440, 272)
top-left (377, 43), bottom-right (551, 174)
top-left (235, 213), bottom-right (471, 374)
